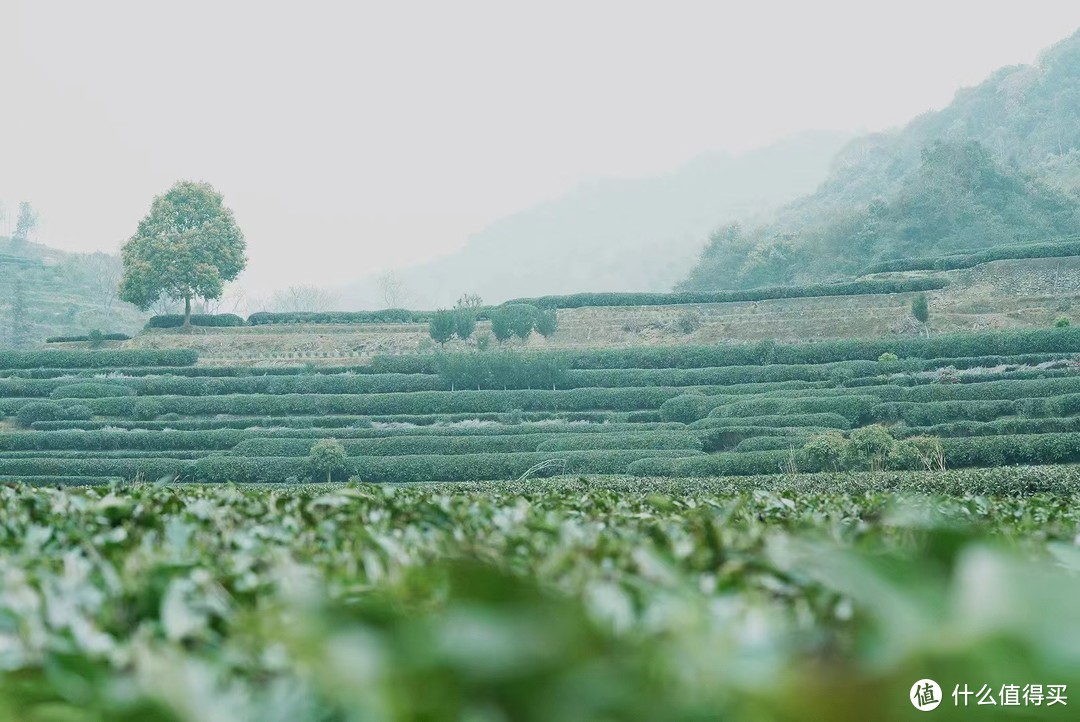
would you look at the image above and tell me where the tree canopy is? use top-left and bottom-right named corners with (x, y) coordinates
top-left (119, 181), bottom-right (246, 327)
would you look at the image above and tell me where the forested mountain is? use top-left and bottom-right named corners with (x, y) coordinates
top-left (679, 28), bottom-right (1080, 291)
top-left (338, 131), bottom-right (851, 308)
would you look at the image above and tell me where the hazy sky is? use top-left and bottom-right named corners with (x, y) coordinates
top-left (4, 0), bottom-right (1080, 296)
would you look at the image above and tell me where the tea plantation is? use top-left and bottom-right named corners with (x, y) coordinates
top-left (5, 327), bottom-right (1080, 720)
top-left (5, 327), bottom-right (1080, 484)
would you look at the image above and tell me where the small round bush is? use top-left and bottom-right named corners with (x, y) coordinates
top-left (1055, 316), bottom-right (1071, 328)
top-left (675, 311), bottom-right (702, 335)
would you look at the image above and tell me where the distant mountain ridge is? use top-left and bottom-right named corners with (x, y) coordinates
top-left (679, 28), bottom-right (1080, 291)
top-left (338, 131), bottom-right (852, 308)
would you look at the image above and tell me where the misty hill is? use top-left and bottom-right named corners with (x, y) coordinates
top-left (0, 237), bottom-right (147, 347)
top-left (679, 28), bottom-right (1080, 291)
top-left (338, 131), bottom-right (852, 308)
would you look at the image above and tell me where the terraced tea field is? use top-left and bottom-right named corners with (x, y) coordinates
top-left (6, 327), bottom-right (1080, 484)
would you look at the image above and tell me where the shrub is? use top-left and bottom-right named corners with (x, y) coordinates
top-left (844, 425), bottom-right (895, 471)
top-left (147, 314), bottom-right (245, 328)
top-left (1056, 316), bottom-right (1071, 328)
top-left (802, 432), bottom-right (848, 472)
top-left (891, 436), bottom-right (945, 471)
top-left (675, 311), bottom-right (703, 334)
top-left (429, 310), bottom-right (456, 346)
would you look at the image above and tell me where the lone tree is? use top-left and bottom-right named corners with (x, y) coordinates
top-left (119, 181), bottom-right (246, 328)
top-left (489, 308), bottom-right (514, 344)
top-left (453, 308), bottom-right (476, 342)
top-left (911, 293), bottom-right (930, 337)
top-left (507, 303), bottom-right (539, 341)
top-left (429, 309), bottom-right (456, 346)
top-left (12, 202), bottom-right (38, 249)
top-left (534, 308), bottom-right (558, 338)
top-left (309, 438), bottom-right (348, 483)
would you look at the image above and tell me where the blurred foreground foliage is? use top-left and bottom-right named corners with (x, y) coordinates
top-left (0, 476), bottom-right (1079, 721)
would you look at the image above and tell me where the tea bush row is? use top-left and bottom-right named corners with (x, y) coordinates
top-left (0, 349), bottom-right (199, 370)
top-left (504, 277), bottom-right (949, 309)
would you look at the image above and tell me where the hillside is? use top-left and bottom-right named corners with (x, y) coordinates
top-left (117, 256), bottom-right (1080, 365)
top-left (337, 131), bottom-right (852, 309)
top-left (679, 28), bottom-right (1080, 291)
top-left (0, 237), bottom-right (148, 347)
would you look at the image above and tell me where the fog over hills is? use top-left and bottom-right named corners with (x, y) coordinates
top-left (338, 131), bottom-right (852, 309)
top-left (679, 28), bottom-right (1080, 291)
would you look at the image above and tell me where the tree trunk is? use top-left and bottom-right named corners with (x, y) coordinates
top-left (183, 295), bottom-right (192, 329)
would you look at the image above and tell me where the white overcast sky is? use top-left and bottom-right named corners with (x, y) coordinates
top-left (3, 0), bottom-right (1080, 295)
